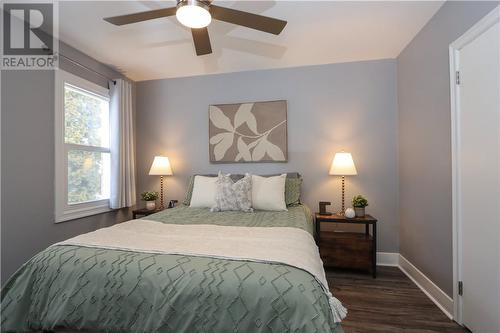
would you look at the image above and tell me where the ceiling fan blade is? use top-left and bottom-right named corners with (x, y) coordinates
top-left (191, 27), bottom-right (212, 56)
top-left (104, 7), bottom-right (177, 26)
top-left (210, 5), bottom-right (287, 35)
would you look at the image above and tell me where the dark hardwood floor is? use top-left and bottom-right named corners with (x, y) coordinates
top-left (327, 266), bottom-right (468, 333)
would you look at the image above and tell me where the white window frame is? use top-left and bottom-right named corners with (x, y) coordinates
top-left (55, 70), bottom-right (112, 223)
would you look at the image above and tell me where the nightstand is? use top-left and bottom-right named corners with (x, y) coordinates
top-left (132, 208), bottom-right (164, 219)
top-left (315, 213), bottom-right (378, 278)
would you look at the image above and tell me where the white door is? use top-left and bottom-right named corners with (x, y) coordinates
top-left (455, 8), bottom-right (500, 333)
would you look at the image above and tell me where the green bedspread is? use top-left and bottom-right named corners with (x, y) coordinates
top-left (1, 205), bottom-right (344, 333)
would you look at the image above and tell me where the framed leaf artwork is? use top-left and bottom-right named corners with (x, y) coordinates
top-left (209, 100), bottom-right (288, 163)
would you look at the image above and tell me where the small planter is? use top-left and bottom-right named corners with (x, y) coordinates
top-left (146, 201), bottom-right (156, 210)
top-left (352, 195), bottom-right (368, 218)
top-left (354, 207), bottom-right (365, 217)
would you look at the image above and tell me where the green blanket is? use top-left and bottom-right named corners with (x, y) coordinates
top-left (144, 204), bottom-right (315, 235)
top-left (1, 205), bottom-right (343, 333)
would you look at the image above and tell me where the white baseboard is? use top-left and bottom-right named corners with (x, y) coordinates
top-left (376, 252), bottom-right (399, 266)
top-left (398, 255), bottom-right (454, 319)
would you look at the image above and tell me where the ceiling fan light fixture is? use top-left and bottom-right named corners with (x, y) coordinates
top-left (176, 0), bottom-right (211, 29)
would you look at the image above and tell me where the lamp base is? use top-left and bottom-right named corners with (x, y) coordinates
top-left (339, 176), bottom-right (346, 216)
top-left (159, 176), bottom-right (165, 210)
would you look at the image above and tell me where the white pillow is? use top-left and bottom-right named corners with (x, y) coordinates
top-left (190, 175), bottom-right (217, 208)
top-left (251, 174), bottom-right (287, 211)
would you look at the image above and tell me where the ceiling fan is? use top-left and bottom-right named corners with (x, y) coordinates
top-left (104, 0), bottom-right (287, 56)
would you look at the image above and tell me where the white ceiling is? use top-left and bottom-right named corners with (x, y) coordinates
top-left (58, 1), bottom-right (444, 81)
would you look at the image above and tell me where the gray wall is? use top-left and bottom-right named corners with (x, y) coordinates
top-left (1, 42), bottom-right (132, 283)
top-left (397, 1), bottom-right (499, 296)
top-left (136, 59), bottom-right (399, 252)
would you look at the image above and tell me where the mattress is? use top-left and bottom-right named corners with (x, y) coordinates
top-left (1, 205), bottom-right (345, 333)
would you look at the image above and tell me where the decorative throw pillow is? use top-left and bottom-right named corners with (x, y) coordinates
top-left (252, 174), bottom-right (287, 211)
top-left (285, 177), bottom-right (302, 206)
top-left (183, 175), bottom-right (196, 206)
top-left (211, 173), bottom-right (253, 212)
top-left (189, 175), bottom-right (218, 208)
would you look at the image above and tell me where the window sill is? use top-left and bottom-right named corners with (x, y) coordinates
top-left (55, 201), bottom-right (113, 223)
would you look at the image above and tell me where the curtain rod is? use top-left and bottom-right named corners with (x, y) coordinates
top-left (57, 52), bottom-right (117, 85)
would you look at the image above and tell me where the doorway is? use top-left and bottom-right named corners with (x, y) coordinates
top-left (450, 5), bottom-right (500, 332)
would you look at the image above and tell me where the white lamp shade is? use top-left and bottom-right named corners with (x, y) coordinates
top-left (329, 152), bottom-right (357, 176)
top-left (149, 156), bottom-right (173, 176)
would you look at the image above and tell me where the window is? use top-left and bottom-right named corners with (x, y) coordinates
top-left (55, 71), bottom-right (112, 222)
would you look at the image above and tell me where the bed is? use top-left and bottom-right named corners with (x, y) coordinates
top-left (1, 203), bottom-right (346, 332)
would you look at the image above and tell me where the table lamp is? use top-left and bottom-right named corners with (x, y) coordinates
top-left (149, 156), bottom-right (173, 209)
top-left (329, 151), bottom-right (357, 214)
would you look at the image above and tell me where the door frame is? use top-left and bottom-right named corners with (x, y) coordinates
top-left (449, 5), bottom-right (500, 324)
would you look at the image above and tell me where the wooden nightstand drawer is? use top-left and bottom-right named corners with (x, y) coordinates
top-left (315, 213), bottom-right (378, 277)
top-left (320, 231), bottom-right (373, 270)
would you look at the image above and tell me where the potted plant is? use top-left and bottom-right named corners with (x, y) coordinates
top-left (141, 191), bottom-right (159, 210)
top-left (352, 195), bottom-right (369, 217)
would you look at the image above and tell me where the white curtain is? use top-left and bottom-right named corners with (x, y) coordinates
top-left (109, 79), bottom-right (136, 209)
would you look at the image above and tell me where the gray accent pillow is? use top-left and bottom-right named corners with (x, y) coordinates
top-left (211, 173), bottom-right (253, 212)
top-left (183, 173), bottom-right (302, 206)
top-left (285, 177), bottom-right (303, 207)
